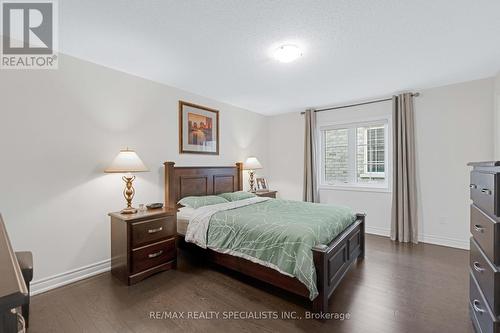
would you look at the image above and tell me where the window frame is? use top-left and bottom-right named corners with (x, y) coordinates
top-left (318, 116), bottom-right (392, 193)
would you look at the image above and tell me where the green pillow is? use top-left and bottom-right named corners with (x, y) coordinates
top-left (178, 195), bottom-right (229, 209)
top-left (218, 191), bottom-right (256, 202)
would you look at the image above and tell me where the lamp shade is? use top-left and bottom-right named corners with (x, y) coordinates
top-left (104, 149), bottom-right (149, 173)
top-left (243, 157), bottom-right (262, 170)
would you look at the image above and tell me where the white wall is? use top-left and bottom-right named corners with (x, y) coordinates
top-left (267, 113), bottom-right (304, 201)
top-left (0, 54), bottom-right (269, 293)
top-left (495, 72), bottom-right (500, 158)
top-left (415, 78), bottom-right (494, 248)
top-left (268, 78), bottom-right (495, 249)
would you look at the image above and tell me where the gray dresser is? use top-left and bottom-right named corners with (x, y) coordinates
top-left (469, 162), bottom-right (500, 333)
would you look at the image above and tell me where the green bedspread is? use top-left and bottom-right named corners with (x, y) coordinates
top-left (205, 199), bottom-right (355, 300)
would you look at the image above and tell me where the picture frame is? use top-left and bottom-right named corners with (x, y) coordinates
top-left (256, 177), bottom-right (268, 191)
top-left (179, 101), bottom-right (220, 155)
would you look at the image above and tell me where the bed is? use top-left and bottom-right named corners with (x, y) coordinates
top-left (164, 161), bottom-right (365, 313)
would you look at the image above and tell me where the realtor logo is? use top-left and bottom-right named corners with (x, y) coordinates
top-left (1, 0), bottom-right (58, 69)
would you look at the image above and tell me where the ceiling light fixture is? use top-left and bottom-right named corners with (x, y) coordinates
top-left (273, 44), bottom-right (302, 63)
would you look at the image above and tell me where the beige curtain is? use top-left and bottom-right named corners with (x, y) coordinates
top-left (304, 109), bottom-right (319, 203)
top-left (391, 93), bottom-right (418, 243)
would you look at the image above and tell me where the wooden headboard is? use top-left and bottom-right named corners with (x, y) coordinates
top-left (164, 162), bottom-right (243, 209)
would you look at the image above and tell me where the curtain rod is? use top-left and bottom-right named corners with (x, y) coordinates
top-left (300, 92), bottom-right (420, 114)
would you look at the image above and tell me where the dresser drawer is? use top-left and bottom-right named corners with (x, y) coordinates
top-left (471, 171), bottom-right (499, 217)
top-left (470, 273), bottom-right (500, 333)
top-left (131, 216), bottom-right (176, 248)
top-left (131, 238), bottom-right (176, 274)
top-left (471, 238), bottom-right (500, 316)
top-left (471, 205), bottom-right (500, 265)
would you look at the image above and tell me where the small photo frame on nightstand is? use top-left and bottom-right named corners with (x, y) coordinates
top-left (256, 177), bottom-right (268, 192)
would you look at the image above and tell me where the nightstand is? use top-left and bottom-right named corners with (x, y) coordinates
top-left (109, 208), bottom-right (177, 285)
top-left (254, 190), bottom-right (277, 198)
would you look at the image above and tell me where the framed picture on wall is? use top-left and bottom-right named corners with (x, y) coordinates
top-left (179, 101), bottom-right (219, 155)
top-left (256, 177), bottom-right (268, 191)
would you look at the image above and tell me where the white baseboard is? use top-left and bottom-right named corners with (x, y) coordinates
top-left (365, 226), bottom-right (469, 250)
top-left (365, 226), bottom-right (390, 237)
top-left (31, 259), bottom-right (111, 296)
top-left (418, 233), bottom-right (469, 250)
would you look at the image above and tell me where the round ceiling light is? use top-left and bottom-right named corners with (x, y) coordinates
top-left (273, 44), bottom-right (302, 63)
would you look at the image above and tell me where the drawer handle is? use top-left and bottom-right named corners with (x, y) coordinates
top-left (473, 261), bottom-right (485, 273)
top-left (473, 224), bottom-right (484, 233)
top-left (470, 184), bottom-right (477, 189)
top-left (481, 188), bottom-right (492, 195)
top-left (148, 250), bottom-right (163, 258)
top-left (473, 300), bottom-right (486, 313)
top-left (148, 227), bottom-right (163, 234)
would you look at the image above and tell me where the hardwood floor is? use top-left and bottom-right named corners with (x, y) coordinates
top-left (29, 235), bottom-right (472, 333)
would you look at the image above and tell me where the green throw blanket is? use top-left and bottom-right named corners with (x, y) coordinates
top-left (185, 198), bottom-right (355, 300)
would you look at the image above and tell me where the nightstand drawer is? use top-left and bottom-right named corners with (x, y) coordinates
top-left (131, 216), bottom-right (175, 248)
top-left (131, 238), bottom-right (176, 274)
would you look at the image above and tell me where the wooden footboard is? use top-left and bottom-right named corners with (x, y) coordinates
top-left (312, 213), bottom-right (365, 313)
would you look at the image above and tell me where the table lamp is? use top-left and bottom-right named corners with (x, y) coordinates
top-left (105, 148), bottom-right (149, 214)
top-left (243, 157), bottom-right (262, 192)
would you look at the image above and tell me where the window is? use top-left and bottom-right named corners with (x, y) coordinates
top-left (320, 120), bottom-right (390, 190)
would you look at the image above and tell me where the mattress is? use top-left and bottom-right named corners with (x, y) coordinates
top-left (177, 207), bottom-right (194, 235)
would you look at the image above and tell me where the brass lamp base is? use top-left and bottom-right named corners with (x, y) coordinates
top-left (121, 175), bottom-right (137, 215)
top-left (248, 170), bottom-right (256, 192)
top-left (120, 207), bottom-right (138, 214)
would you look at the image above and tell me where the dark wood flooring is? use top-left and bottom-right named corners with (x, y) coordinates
top-left (29, 235), bottom-right (472, 333)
